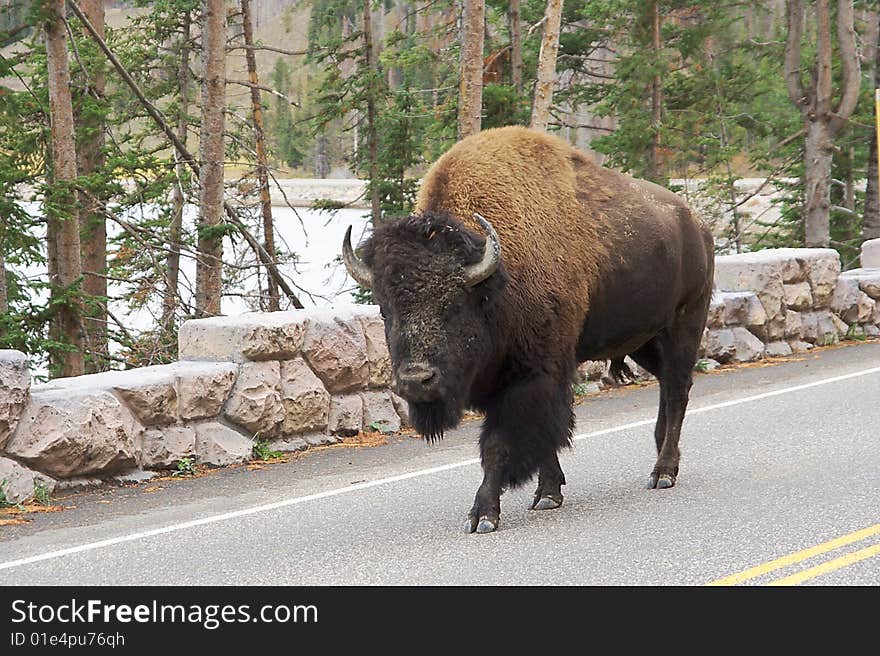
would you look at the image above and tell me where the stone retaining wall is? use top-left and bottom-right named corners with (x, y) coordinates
top-left (1, 240), bottom-right (879, 503)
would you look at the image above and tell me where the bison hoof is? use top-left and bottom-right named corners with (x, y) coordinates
top-left (531, 495), bottom-right (562, 511)
top-left (466, 515), bottom-right (498, 534)
top-left (646, 473), bottom-right (676, 489)
top-left (476, 517), bottom-right (498, 533)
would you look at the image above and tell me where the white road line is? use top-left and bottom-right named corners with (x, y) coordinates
top-left (1, 364), bottom-right (879, 573)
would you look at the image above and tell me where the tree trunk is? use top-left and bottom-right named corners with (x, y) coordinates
top-left (314, 131), bottom-right (329, 178)
top-left (45, 0), bottom-right (84, 377)
top-left (509, 0), bottom-right (523, 95)
top-left (0, 234), bottom-right (7, 315)
top-left (863, 15), bottom-right (880, 241)
top-left (648, 0), bottom-right (663, 181)
top-left (804, 119), bottom-right (833, 247)
top-left (195, 0), bottom-right (227, 317)
top-left (363, 0), bottom-right (381, 224)
top-left (785, 0), bottom-right (861, 248)
top-left (162, 10), bottom-right (191, 333)
top-left (458, 0), bottom-right (485, 139)
top-left (241, 0), bottom-right (279, 310)
top-left (68, 0), bottom-right (303, 309)
top-left (530, 0), bottom-right (564, 132)
top-left (76, 0), bottom-right (106, 372)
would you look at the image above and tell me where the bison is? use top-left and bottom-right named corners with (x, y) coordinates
top-left (342, 126), bottom-right (714, 533)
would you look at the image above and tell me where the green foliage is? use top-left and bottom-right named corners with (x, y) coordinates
top-left (482, 84), bottom-right (530, 130)
top-left (32, 482), bottom-right (51, 506)
top-left (172, 457), bottom-right (196, 477)
top-left (252, 438), bottom-right (283, 461)
top-left (572, 382), bottom-right (591, 397)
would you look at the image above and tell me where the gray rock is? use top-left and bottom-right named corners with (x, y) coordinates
top-left (114, 470), bottom-right (159, 484)
top-left (267, 436), bottom-right (308, 453)
top-left (820, 311), bottom-right (843, 344)
top-left (34, 362), bottom-right (237, 426)
top-left (714, 253), bottom-right (785, 323)
top-left (831, 313), bottom-right (850, 340)
top-left (862, 238), bottom-right (880, 268)
top-left (304, 433), bottom-right (341, 447)
top-left (390, 392), bottom-right (410, 427)
top-left (361, 390), bottom-right (401, 434)
top-left (178, 311), bottom-right (309, 362)
top-left (280, 357), bottom-right (331, 435)
top-left (694, 358), bottom-right (720, 372)
top-left (864, 323), bottom-right (880, 337)
top-left (224, 361), bottom-right (285, 438)
top-left (138, 425), bottom-right (196, 470)
top-left (328, 394), bottom-right (363, 436)
top-left (779, 256), bottom-right (806, 284)
top-left (731, 326), bottom-right (765, 362)
top-left (302, 310), bottom-right (370, 393)
top-left (0, 456), bottom-right (56, 504)
top-left (5, 389), bottom-right (140, 478)
top-left (359, 310), bottom-right (392, 388)
top-left (176, 362), bottom-right (237, 421)
top-left (830, 276), bottom-right (862, 323)
top-left (704, 329), bottom-right (736, 364)
top-left (783, 282), bottom-right (813, 311)
top-left (706, 296), bottom-right (724, 329)
top-left (802, 250), bottom-right (841, 308)
top-left (114, 380), bottom-right (177, 427)
top-left (577, 360), bottom-right (608, 382)
top-left (713, 290), bottom-right (767, 327)
top-left (193, 422), bottom-right (252, 466)
top-left (784, 310), bottom-right (803, 339)
top-left (788, 339), bottom-right (814, 353)
top-left (623, 356), bottom-right (656, 381)
top-left (839, 268), bottom-right (880, 301)
top-left (800, 311), bottom-right (819, 343)
top-left (765, 341), bottom-right (793, 358)
top-left (0, 350), bottom-right (29, 451)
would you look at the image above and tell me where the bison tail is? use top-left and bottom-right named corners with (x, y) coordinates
top-left (608, 357), bottom-right (635, 386)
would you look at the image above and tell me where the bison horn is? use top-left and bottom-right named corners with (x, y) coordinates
top-left (342, 225), bottom-right (373, 289)
top-left (463, 213), bottom-right (501, 287)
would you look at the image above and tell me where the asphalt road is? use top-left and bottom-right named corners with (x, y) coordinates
top-left (1, 342), bottom-right (879, 586)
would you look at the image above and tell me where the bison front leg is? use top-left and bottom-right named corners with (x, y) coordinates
top-left (466, 374), bottom-right (574, 534)
top-left (466, 432), bottom-right (506, 534)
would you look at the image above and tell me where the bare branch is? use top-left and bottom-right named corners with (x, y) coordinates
top-left (227, 78), bottom-right (299, 106)
top-left (831, 0), bottom-right (861, 133)
top-left (226, 44), bottom-right (310, 56)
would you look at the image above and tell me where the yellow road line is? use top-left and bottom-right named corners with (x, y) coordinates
top-left (706, 523), bottom-right (880, 586)
top-left (767, 542), bottom-right (880, 586)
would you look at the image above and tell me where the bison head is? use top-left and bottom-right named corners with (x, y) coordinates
top-left (342, 211), bottom-right (507, 440)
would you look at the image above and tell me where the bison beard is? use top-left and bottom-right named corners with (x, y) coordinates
top-left (409, 398), bottom-right (463, 443)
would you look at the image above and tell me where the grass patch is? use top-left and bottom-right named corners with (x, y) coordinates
top-left (252, 438), bottom-right (283, 461)
top-left (32, 482), bottom-right (52, 506)
top-left (572, 382), bottom-right (592, 397)
top-left (171, 457), bottom-right (197, 478)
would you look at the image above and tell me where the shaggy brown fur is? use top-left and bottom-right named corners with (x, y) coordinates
top-left (357, 126), bottom-right (714, 533)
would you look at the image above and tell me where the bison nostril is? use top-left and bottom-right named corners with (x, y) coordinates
top-left (397, 362), bottom-right (441, 398)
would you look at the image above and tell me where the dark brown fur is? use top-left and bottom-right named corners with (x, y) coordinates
top-left (361, 126), bottom-right (714, 533)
